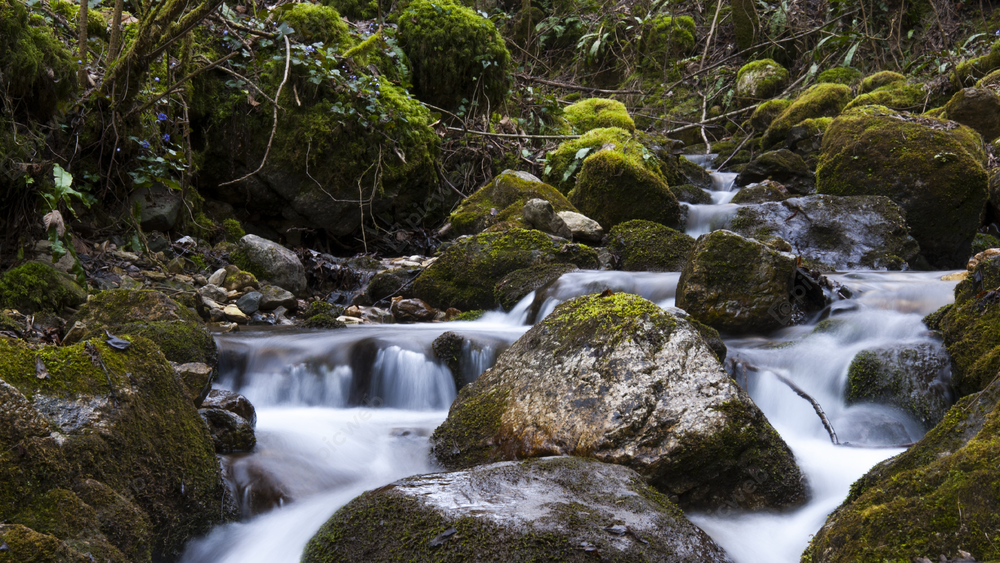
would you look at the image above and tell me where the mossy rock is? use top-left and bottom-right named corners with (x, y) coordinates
top-left (940, 87), bottom-right (1000, 143)
top-left (0, 523), bottom-right (94, 563)
top-left (937, 258), bottom-right (1000, 396)
top-left (971, 232), bottom-right (1000, 255)
top-left (0, 337), bottom-right (234, 560)
top-left (642, 14), bottom-right (697, 59)
top-left (450, 170), bottom-right (578, 236)
top-left (750, 99), bottom-right (792, 131)
top-left (671, 183), bottom-right (712, 204)
top-left (0, 262), bottom-right (86, 314)
top-left (563, 98), bottom-right (635, 133)
top-left (735, 59), bottom-right (788, 104)
top-left (845, 81), bottom-right (927, 112)
top-left (786, 116), bottom-right (832, 158)
top-left (303, 314), bottom-right (347, 329)
top-left (279, 3), bottom-right (354, 47)
top-left (397, 0), bottom-right (511, 112)
top-left (364, 268), bottom-right (415, 304)
top-left (817, 67), bottom-right (862, 86)
top-left (412, 228), bottom-right (598, 311)
top-left (493, 262), bottom-right (578, 311)
top-left (816, 105), bottom-right (988, 268)
top-left (607, 220), bottom-right (695, 272)
top-left (543, 127), bottom-right (652, 194)
top-left (320, 0), bottom-right (377, 20)
top-left (954, 39), bottom-right (1000, 87)
top-left (975, 68), bottom-right (1000, 88)
top-left (222, 218), bottom-right (245, 242)
top-left (301, 457), bottom-right (732, 563)
top-left (803, 376), bottom-right (1000, 562)
top-left (730, 184), bottom-right (790, 204)
top-left (222, 269), bottom-right (259, 292)
top-left (112, 321), bottom-right (217, 365)
top-left (735, 149), bottom-right (815, 195)
top-left (859, 70), bottom-right (906, 93)
top-left (0, 0), bottom-right (77, 120)
top-left (451, 309), bottom-right (485, 321)
top-left (763, 83), bottom-right (852, 148)
top-left (12, 489), bottom-right (128, 563)
top-left (569, 149), bottom-right (682, 231)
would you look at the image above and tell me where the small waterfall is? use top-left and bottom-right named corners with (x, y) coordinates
top-left (711, 171), bottom-right (739, 192)
top-left (684, 154), bottom-right (718, 168)
top-left (684, 203), bottom-right (740, 237)
top-left (369, 346), bottom-right (456, 410)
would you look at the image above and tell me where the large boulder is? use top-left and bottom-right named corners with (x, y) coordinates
top-left (844, 81), bottom-right (927, 113)
top-left (845, 343), bottom-right (953, 430)
top-left (607, 220), bottom-right (695, 271)
top-left (0, 262), bottom-right (86, 313)
top-left (817, 106), bottom-right (988, 268)
top-left (763, 83), bottom-right (852, 148)
top-left (726, 195), bottom-right (921, 270)
top-left (563, 97), bottom-right (635, 133)
top-left (735, 59), bottom-right (788, 104)
top-left (940, 87), bottom-right (1000, 142)
top-left (129, 185), bottom-right (182, 233)
top-left (233, 235), bottom-right (307, 295)
top-left (734, 149), bottom-right (815, 195)
top-left (569, 149), bottom-right (682, 230)
top-left (431, 293), bottom-right (807, 510)
top-left (803, 376), bottom-right (1000, 562)
top-left (412, 228), bottom-right (598, 311)
top-left (0, 337), bottom-right (235, 561)
top-left (449, 170), bottom-right (578, 236)
top-left (676, 230), bottom-right (798, 333)
top-left (301, 457), bottom-right (734, 563)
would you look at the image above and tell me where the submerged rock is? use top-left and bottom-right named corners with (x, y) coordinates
top-left (301, 457), bottom-right (735, 563)
top-left (726, 195), bottom-right (921, 270)
top-left (431, 293), bottom-right (806, 510)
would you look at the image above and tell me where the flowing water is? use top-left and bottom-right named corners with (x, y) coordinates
top-left (181, 165), bottom-right (962, 563)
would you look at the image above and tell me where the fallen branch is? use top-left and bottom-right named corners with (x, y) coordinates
top-left (771, 372), bottom-right (839, 445)
top-left (445, 127), bottom-right (580, 140)
top-left (513, 73), bottom-right (642, 95)
top-left (219, 35), bottom-right (290, 187)
top-left (715, 130), bottom-right (754, 171)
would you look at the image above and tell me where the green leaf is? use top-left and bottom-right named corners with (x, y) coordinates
top-left (843, 41), bottom-right (860, 68)
top-left (574, 147), bottom-right (593, 160)
top-left (52, 163), bottom-right (73, 194)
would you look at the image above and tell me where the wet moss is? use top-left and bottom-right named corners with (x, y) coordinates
top-left (279, 3), bottom-right (354, 47)
top-left (845, 348), bottom-right (949, 429)
top-left (304, 314), bottom-right (348, 329)
top-left (607, 220), bottom-right (694, 272)
top-left (451, 309), bottom-right (485, 321)
top-left (971, 232), bottom-right (1000, 255)
top-left (735, 59), bottom-right (788, 104)
top-left (450, 171), bottom-right (578, 236)
top-left (859, 70), bottom-right (906, 93)
top-left (431, 384), bottom-right (510, 469)
top-left (569, 150), bottom-right (682, 231)
top-left (0, 524), bottom-right (92, 563)
top-left (845, 81), bottom-right (927, 112)
top-left (763, 83), bottom-right (852, 148)
top-left (750, 99), bottom-right (792, 131)
top-left (563, 98), bottom-right (635, 133)
top-left (112, 321), bottom-right (217, 365)
top-left (817, 67), bottom-right (862, 86)
top-left (938, 295), bottom-right (1000, 397)
top-left (0, 263), bottom-right (86, 314)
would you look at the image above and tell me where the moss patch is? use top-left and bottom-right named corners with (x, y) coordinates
top-left (735, 59), bottom-right (788, 104)
top-left (817, 67), bottom-right (862, 86)
top-left (0, 263), bottom-right (86, 314)
top-left (569, 149), bottom-right (681, 231)
top-left (563, 98), bottom-right (635, 133)
top-left (763, 83), bottom-right (852, 148)
top-left (450, 171), bottom-right (578, 236)
top-left (608, 220), bottom-right (694, 272)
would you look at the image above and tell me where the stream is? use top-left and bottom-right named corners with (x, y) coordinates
top-left (180, 162), bottom-right (961, 563)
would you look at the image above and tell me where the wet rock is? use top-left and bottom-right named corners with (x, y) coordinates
top-left (236, 291), bottom-right (262, 315)
top-left (199, 408), bottom-right (256, 453)
top-left (172, 362), bottom-right (215, 406)
top-left (449, 170), bottom-right (579, 236)
top-left (223, 304), bottom-right (248, 323)
top-left (817, 106), bottom-right (988, 268)
top-left (197, 283), bottom-right (228, 303)
top-left (389, 297), bottom-right (438, 323)
top-left (302, 457), bottom-right (735, 563)
top-left (726, 195), bottom-right (921, 270)
top-left (493, 263), bottom-right (578, 311)
top-left (735, 149), bottom-right (815, 195)
top-left (570, 148), bottom-right (682, 230)
top-left (432, 331), bottom-right (465, 391)
top-left (129, 184), bottom-right (182, 232)
top-left (608, 220), bottom-right (695, 272)
top-left (677, 230), bottom-right (798, 333)
top-left (522, 198), bottom-right (572, 238)
top-left (233, 234), bottom-right (307, 295)
top-left (203, 389), bottom-right (257, 426)
top-left (940, 87), bottom-right (1000, 142)
top-left (258, 285), bottom-right (296, 311)
top-left (763, 83), bottom-right (852, 148)
top-left (0, 523), bottom-right (101, 563)
top-left (412, 228), bottom-right (599, 311)
top-left (432, 293), bottom-right (806, 511)
top-left (556, 210), bottom-right (604, 243)
top-left (363, 269), bottom-right (414, 305)
top-left (845, 343), bottom-right (953, 430)
top-left (671, 183), bottom-right (713, 204)
top-left (729, 181), bottom-right (790, 204)
top-left (221, 267), bottom-right (259, 292)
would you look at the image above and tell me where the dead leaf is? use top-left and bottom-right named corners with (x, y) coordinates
top-left (35, 356), bottom-right (49, 379)
top-left (43, 210), bottom-right (66, 238)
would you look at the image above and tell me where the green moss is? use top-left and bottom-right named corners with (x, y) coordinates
top-left (279, 3), bottom-right (353, 47)
top-left (730, 184), bottom-right (790, 204)
top-left (750, 99), bottom-right (792, 131)
top-left (397, 0), bottom-right (511, 112)
top-left (0, 263), bottom-right (86, 314)
top-left (543, 127), bottom-right (651, 194)
top-left (304, 314), bottom-right (347, 329)
top-left (642, 14), bottom-right (696, 59)
top-left (451, 309), bottom-right (485, 321)
top-left (321, 0), bottom-right (377, 20)
top-left (817, 67), bottom-right (862, 86)
top-left (845, 82), bottom-right (927, 112)
top-left (975, 68), bottom-right (1000, 88)
top-left (342, 30), bottom-right (410, 86)
top-left (563, 98), bottom-right (635, 133)
top-left (430, 385), bottom-right (510, 468)
top-left (845, 346), bottom-right (949, 429)
top-left (222, 218), bottom-right (245, 242)
top-left (0, 524), bottom-right (92, 563)
top-left (939, 294), bottom-right (1000, 397)
top-left (671, 183), bottom-right (713, 204)
top-left (859, 70), bottom-right (906, 93)
top-left (735, 59), bottom-right (789, 103)
top-left (763, 83), bottom-right (852, 148)
top-left (49, 0), bottom-right (109, 40)
top-left (569, 149), bottom-right (681, 231)
top-left (954, 39), bottom-right (1000, 86)
top-left (450, 171), bottom-right (578, 236)
top-left (607, 220), bottom-right (695, 272)
top-left (113, 321), bottom-right (217, 365)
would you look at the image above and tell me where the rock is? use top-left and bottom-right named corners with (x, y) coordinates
top-left (544, 127), bottom-right (673, 195)
top-left (570, 148), bottom-right (682, 230)
top-left (803, 376), bottom-right (1000, 562)
top-left (750, 99), bottom-right (792, 131)
top-left (563, 97), bottom-right (635, 133)
top-left (233, 235), bottom-right (307, 295)
top-left (208, 268), bottom-right (227, 286)
top-left (129, 184), bottom-right (182, 232)
top-left (389, 297), bottom-right (438, 323)
top-left (556, 210), bottom-right (604, 243)
top-left (431, 292), bottom-right (806, 510)
top-left (968, 247), bottom-right (1000, 270)
top-left (521, 198), bottom-right (572, 239)
top-left (817, 106), bottom-right (989, 268)
top-left (0, 262), bottom-right (87, 313)
top-left (941, 87), bottom-right (1000, 142)
top-left (735, 149), bottom-right (815, 195)
top-left (763, 83), bottom-right (852, 148)
top-left (197, 283), bottom-right (228, 303)
top-left (258, 285), bottom-right (297, 311)
top-left (412, 228), bottom-right (599, 311)
top-left (730, 181), bottom-right (790, 204)
top-left (845, 81), bottom-right (927, 112)
top-left (301, 457), bottom-right (734, 563)
top-left (671, 183), bottom-right (713, 204)
top-left (493, 263), bottom-right (578, 311)
top-left (726, 195), bottom-right (921, 270)
top-left (362, 269), bottom-right (415, 305)
top-left (735, 59), bottom-right (788, 104)
top-left (236, 291), bottom-right (262, 315)
top-left (676, 230), bottom-right (798, 333)
top-left (202, 388), bottom-right (257, 426)
top-left (449, 170), bottom-right (579, 236)
top-left (860, 70), bottom-right (906, 92)
top-left (29, 240), bottom-right (77, 273)
top-left (199, 408), bottom-right (256, 453)
top-left (607, 220), bottom-right (695, 272)
top-left (846, 343), bottom-right (953, 430)
top-left (786, 117), bottom-right (832, 159)
top-left (223, 304), bottom-right (248, 323)
top-left (173, 362), bottom-right (215, 406)
top-left (62, 321), bottom-right (87, 345)
top-left (818, 67), bottom-right (863, 85)
top-left (432, 331), bottom-right (465, 391)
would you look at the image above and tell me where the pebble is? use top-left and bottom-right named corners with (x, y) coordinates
top-left (223, 304), bottom-right (248, 323)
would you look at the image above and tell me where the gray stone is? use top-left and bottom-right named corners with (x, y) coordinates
top-left (736, 149), bottom-right (815, 195)
top-left (557, 210), bottom-right (604, 243)
top-left (942, 87), bottom-right (1000, 142)
top-left (236, 291), bottom-right (263, 315)
top-left (199, 408), bottom-right (255, 453)
top-left (223, 304), bottom-right (248, 323)
top-left (235, 235), bottom-right (307, 295)
top-left (258, 285), bottom-right (297, 311)
top-left (197, 284), bottom-right (228, 304)
top-left (129, 184), bottom-right (183, 232)
top-left (202, 389), bottom-right (256, 426)
top-left (208, 268), bottom-right (227, 287)
top-left (522, 198), bottom-right (572, 239)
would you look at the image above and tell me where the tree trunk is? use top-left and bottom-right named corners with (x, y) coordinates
top-left (108, 0), bottom-right (124, 62)
top-left (78, 0), bottom-right (88, 85)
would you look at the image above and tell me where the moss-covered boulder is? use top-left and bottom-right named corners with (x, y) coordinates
top-left (569, 149), bottom-right (682, 230)
top-left (542, 127), bottom-right (649, 194)
top-left (750, 99), bottom-right (792, 131)
top-left (845, 343), bottom-right (953, 430)
top-left (730, 182), bottom-right (790, 204)
top-left (817, 67), bottom-right (862, 86)
top-left (642, 14), bottom-right (697, 59)
top-left (608, 220), bottom-right (695, 272)
top-left (735, 149), bottom-right (815, 195)
top-left (763, 83), bottom-right (852, 148)
top-left (726, 195), bottom-right (921, 270)
top-left (279, 3), bottom-right (353, 47)
top-left (954, 38), bottom-right (1000, 87)
top-left (786, 116), bottom-right (832, 159)
top-left (397, 0), bottom-right (511, 112)
top-left (845, 81), bottom-right (926, 112)
top-left (493, 262), bottom-right (578, 311)
top-left (430, 293), bottom-right (806, 510)
top-left (672, 183), bottom-right (713, 204)
top-left (803, 375), bottom-right (1000, 562)
top-left (0, 337), bottom-right (235, 561)
top-left (563, 98), bottom-right (635, 133)
top-left (412, 228), bottom-right (598, 311)
top-left (735, 59), bottom-right (788, 104)
top-left (860, 70), bottom-right (906, 93)
top-left (676, 230), bottom-right (798, 333)
top-left (71, 290), bottom-right (217, 366)
top-left (816, 106), bottom-right (988, 268)
top-left (450, 170), bottom-right (578, 236)
top-left (0, 262), bottom-right (86, 314)
top-left (302, 457), bottom-right (733, 563)
top-left (940, 87), bottom-right (1000, 142)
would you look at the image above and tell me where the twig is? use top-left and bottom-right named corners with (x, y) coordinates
top-left (699, 93), bottom-right (710, 153)
top-left (715, 131), bottom-right (754, 171)
top-left (209, 14), bottom-right (277, 39)
top-left (513, 73), bottom-right (642, 95)
top-left (129, 52), bottom-right (238, 117)
top-left (219, 35), bottom-right (291, 187)
top-left (445, 127), bottom-right (580, 140)
top-left (202, 58), bottom-right (277, 106)
top-left (699, 0), bottom-right (724, 73)
top-left (772, 372), bottom-right (839, 445)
